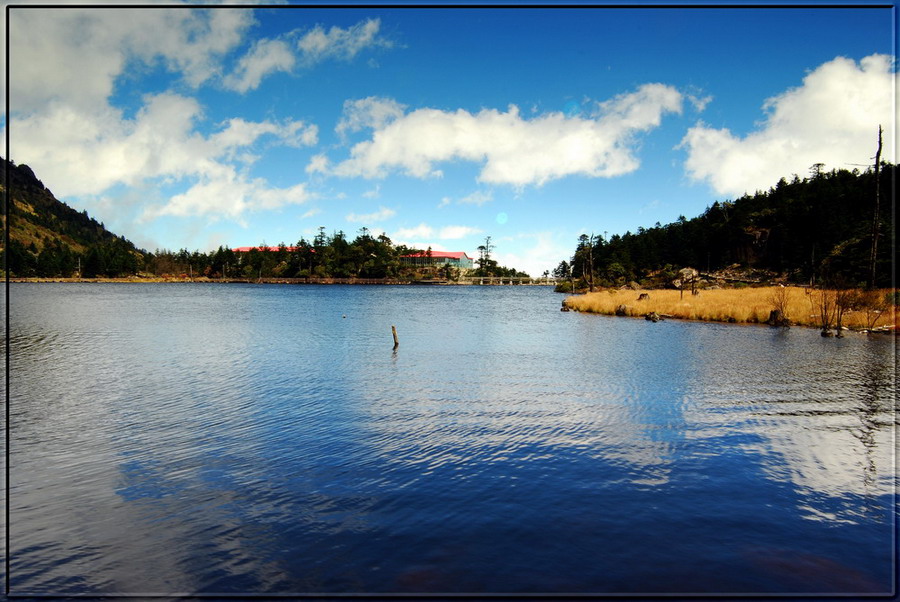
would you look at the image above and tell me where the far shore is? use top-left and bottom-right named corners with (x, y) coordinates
top-left (7, 276), bottom-right (555, 286)
top-left (9, 276), bottom-right (266, 284)
top-left (563, 286), bottom-right (897, 333)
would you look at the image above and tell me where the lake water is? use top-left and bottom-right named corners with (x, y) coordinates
top-left (5, 283), bottom-right (897, 596)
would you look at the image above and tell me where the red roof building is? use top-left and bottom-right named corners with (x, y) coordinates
top-left (400, 251), bottom-right (474, 269)
top-left (232, 246), bottom-right (300, 253)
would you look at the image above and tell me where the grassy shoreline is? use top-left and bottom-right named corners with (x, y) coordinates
top-left (563, 286), bottom-right (897, 332)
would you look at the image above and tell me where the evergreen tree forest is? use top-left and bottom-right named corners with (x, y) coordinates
top-left (145, 228), bottom-right (424, 280)
top-left (557, 164), bottom-right (894, 290)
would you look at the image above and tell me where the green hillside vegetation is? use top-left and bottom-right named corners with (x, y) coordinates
top-left (1, 158), bottom-right (140, 277)
top-left (557, 163), bottom-right (894, 291)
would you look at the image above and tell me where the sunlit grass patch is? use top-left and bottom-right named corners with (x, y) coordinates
top-left (564, 286), bottom-right (897, 331)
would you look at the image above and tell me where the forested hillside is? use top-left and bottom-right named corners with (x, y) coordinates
top-left (1, 158), bottom-right (141, 277)
top-left (558, 164), bottom-right (894, 289)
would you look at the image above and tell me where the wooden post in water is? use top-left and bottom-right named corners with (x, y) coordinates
top-left (391, 325), bottom-right (399, 349)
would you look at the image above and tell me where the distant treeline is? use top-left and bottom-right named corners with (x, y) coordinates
top-left (1, 157), bottom-right (526, 279)
top-left (143, 229), bottom-right (526, 280)
top-left (556, 164), bottom-right (894, 289)
top-left (5, 223), bottom-right (525, 280)
top-left (148, 228), bottom-right (423, 280)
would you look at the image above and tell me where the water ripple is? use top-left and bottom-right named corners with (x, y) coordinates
top-left (7, 283), bottom-right (895, 595)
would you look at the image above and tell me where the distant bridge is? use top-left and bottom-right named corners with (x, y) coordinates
top-left (457, 276), bottom-right (557, 286)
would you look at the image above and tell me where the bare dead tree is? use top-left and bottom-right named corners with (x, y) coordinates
top-left (857, 289), bottom-right (890, 331)
top-left (815, 288), bottom-right (837, 336)
top-left (869, 125), bottom-right (883, 289)
top-left (587, 233), bottom-right (595, 292)
top-left (768, 285), bottom-right (791, 327)
top-left (834, 288), bottom-right (855, 337)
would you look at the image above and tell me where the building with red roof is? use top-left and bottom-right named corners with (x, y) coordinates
top-left (400, 251), bottom-right (474, 269)
top-left (232, 246), bottom-right (299, 253)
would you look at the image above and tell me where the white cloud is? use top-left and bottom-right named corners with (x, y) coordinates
top-left (681, 54), bottom-right (895, 197)
top-left (297, 18), bottom-right (391, 66)
top-left (395, 241), bottom-right (450, 252)
top-left (686, 93), bottom-right (713, 112)
top-left (12, 93), bottom-right (316, 203)
top-left (223, 37), bottom-right (295, 93)
top-left (326, 83), bottom-right (683, 187)
top-left (7, 6), bottom-right (324, 227)
top-left (8, 7), bottom-right (254, 112)
top-left (336, 96), bottom-right (407, 138)
top-left (458, 190), bottom-right (494, 206)
top-left (346, 206), bottom-right (396, 223)
top-left (435, 191), bottom-right (491, 207)
top-left (391, 223), bottom-right (482, 242)
top-left (12, 93), bottom-right (206, 195)
top-left (281, 119), bottom-right (320, 147)
top-left (393, 223), bottom-right (434, 240)
top-left (301, 208), bottom-right (322, 219)
top-left (438, 225), bottom-right (482, 239)
top-left (221, 18), bottom-right (393, 94)
top-left (306, 154), bottom-right (330, 175)
top-left (362, 184), bottom-right (381, 199)
top-left (145, 176), bottom-right (313, 221)
top-left (211, 117), bottom-right (317, 156)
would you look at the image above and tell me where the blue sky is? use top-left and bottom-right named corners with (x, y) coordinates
top-left (5, 3), bottom-right (896, 276)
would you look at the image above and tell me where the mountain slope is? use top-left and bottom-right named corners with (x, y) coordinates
top-left (1, 158), bottom-right (142, 277)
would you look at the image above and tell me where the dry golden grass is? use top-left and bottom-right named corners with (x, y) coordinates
top-left (564, 286), bottom-right (897, 330)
